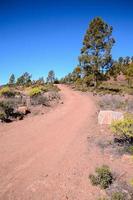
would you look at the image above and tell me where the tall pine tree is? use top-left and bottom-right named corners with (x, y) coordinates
top-left (79, 17), bottom-right (115, 87)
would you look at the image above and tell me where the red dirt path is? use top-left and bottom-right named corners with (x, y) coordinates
top-left (0, 85), bottom-right (132, 200)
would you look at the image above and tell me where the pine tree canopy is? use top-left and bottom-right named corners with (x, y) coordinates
top-left (79, 17), bottom-right (115, 76)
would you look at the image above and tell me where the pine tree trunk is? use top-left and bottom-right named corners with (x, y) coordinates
top-left (94, 74), bottom-right (98, 88)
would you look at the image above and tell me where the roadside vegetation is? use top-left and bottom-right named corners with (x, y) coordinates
top-left (60, 17), bottom-right (133, 200)
top-left (0, 70), bottom-right (60, 122)
top-left (89, 163), bottom-right (133, 199)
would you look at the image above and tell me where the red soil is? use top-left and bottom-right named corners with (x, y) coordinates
top-left (0, 85), bottom-right (132, 200)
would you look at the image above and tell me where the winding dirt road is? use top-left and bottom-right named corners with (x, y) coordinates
top-left (0, 85), bottom-right (100, 200)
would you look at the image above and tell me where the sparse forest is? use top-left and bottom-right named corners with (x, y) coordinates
top-left (0, 70), bottom-right (60, 122)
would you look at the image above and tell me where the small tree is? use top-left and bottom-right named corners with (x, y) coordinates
top-left (125, 56), bottom-right (130, 65)
top-left (126, 63), bottom-right (133, 87)
top-left (47, 70), bottom-right (55, 83)
top-left (108, 61), bottom-right (121, 80)
top-left (79, 17), bottom-right (115, 87)
top-left (9, 74), bottom-right (15, 85)
top-left (16, 72), bottom-right (32, 86)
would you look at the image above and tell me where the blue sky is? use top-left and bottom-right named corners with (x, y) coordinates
top-left (0, 0), bottom-right (133, 84)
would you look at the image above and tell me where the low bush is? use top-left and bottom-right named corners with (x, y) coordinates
top-left (89, 165), bottom-right (113, 189)
top-left (29, 87), bottom-right (42, 97)
top-left (30, 91), bottom-right (60, 106)
top-left (111, 117), bottom-right (133, 142)
top-left (0, 100), bottom-right (24, 122)
top-left (125, 145), bottom-right (133, 154)
top-left (0, 86), bottom-right (15, 98)
top-left (99, 94), bottom-right (133, 113)
top-left (28, 84), bottom-right (60, 97)
top-left (99, 95), bottom-right (126, 111)
top-left (130, 179), bottom-right (133, 187)
top-left (30, 95), bottom-right (49, 106)
top-left (44, 84), bottom-right (60, 92)
top-left (98, 192), bottom-right (125, 200)
top-left (75, 78), bottom-right (83, 86)
top-left (0, 111), bottom-right (6, 121)
top-left (82, 75), bottom-right (94, 87)
top-left (111, 192), bottom-right (125, 200)
top-left (0, 101), bottom-right (14, 122)
top-left (0, 101), bottom-right (14, 117)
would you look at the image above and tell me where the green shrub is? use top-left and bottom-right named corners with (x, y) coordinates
top-left (83, 75), bottom-right (94, 87)
top-left (89, 174), bottom-right (99, 186)
top-left (130, 179), bottom-right (133, 187)
top-left (0, 101), bottom-right (14, 121)
top-left (0, 111), bottom-right (6, 121)
top-left (29, 84), bottom-right (59, 97)
top-left (0, 86), bottom-right (15, 98)
top-left (89, 165), bottom-right (113, 189)
top-left (44, 84), bottom-right (60, 92)
top-left (111, 192), bottom-right (125, 200)
top-left (75, 78), bottom-right (83, 85)
top-left (29, 87), bottom-right (42, 97)
top-left (0, 100), bottom-right (24, 122)
top-left (111, 117), bottom-right (133, 140)
top-left (126, 146), bottom-right (133, 155)
top-left (98, 84), bottom-right (122, 94)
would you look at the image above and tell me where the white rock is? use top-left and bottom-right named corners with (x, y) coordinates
top-left (98, 110), bottom-right (124, 125)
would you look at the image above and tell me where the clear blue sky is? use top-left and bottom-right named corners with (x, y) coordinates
top-left (0, 0), bottom-right (133, 84)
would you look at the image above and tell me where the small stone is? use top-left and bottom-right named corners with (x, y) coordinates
top-left (17, 106), bottom-right (30, 115)
top-left (122, 155), bottom-right (132, 163)
top-left (110, 155), bottom-right (114, 161)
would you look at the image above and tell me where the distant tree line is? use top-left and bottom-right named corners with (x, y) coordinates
top-left (7, 70), bottom-right (59, 86)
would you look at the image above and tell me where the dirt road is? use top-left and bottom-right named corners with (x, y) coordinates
top-left (0, 85), bottom-right (104, 200)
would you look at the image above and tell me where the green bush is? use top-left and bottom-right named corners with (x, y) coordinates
top-left (44, 84), bottom-right (60, 92)
top-left (111, 192), bottom-right (125, 200)
top-left (29, 84), bottom-right (59, 97)
top-left (0, 100), bottom-right (24, 122)
top-left (0, 86), bottom-right (15, 98)
top-left (111, 117), bottom-right (133, 140)
top-left (83, 75), bottom-right (94, 87)
top-left (0, 111), bottom-right (6, 121)
top-left (126, 146), bottom-right (133, 155)
top-left (0, 101), bottom-right (14, 121)
top-left (75, 78), bottom-right (83, 85)
top-left (89, 165), bottom-right (113, 189)
top-left (130, 179), bottom-right (133, 187)
top-left (98, 192), bottom-right (126, 200)
top-left (29, 87), bottom-right (42, 97)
